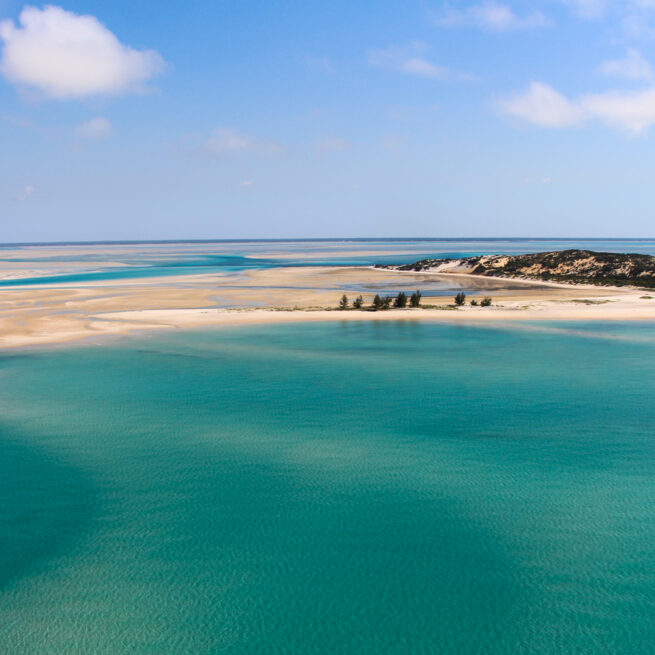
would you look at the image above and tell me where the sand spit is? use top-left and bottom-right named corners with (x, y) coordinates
top-left (1, 261), bottom-right (654, 349)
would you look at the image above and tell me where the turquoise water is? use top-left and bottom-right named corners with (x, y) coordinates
top-left (1, 321), bottom-right (655, 653)
top-left (3, 238), bottom-right (655, 286)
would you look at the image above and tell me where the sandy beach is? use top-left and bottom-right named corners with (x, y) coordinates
top-left (1, 249), bottom-right (654, 349)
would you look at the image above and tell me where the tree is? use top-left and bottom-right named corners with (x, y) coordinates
top-left (382, 296), bottom-right (392, 310)
top-left (455, 292), bottom-right (466, 306)
top-left (470, 299), bottom-right (478, 306)
top-left (481, 296), bottom-right (492, 307)
top-left (409, 290), bottom-right (422, 307)
top-left (394, 292), bottom-right (408, 308)
top-left (372, 294), bottom-right (383, 310)
top-left (339, 294), bottom-right (349, 310)
top-left (353, 295), bottom-right (363, 309)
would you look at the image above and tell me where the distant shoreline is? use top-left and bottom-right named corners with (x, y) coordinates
top-left (3, 244), bottom-right (655, 350)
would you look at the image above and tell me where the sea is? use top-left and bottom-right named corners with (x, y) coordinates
top-left (2, 320), bottom-right (655, 653)
top-left (1, 240), bottom-right (655, 653)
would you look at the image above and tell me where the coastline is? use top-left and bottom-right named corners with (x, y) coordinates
top-left (2, 251), bottom-right (655, 349)
top-left (2, 284), bottom-right (654, 350)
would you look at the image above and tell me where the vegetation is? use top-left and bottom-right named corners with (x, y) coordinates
top-left (338, 290), bottom-right (428, 311)
top-left (371, 294), bottom-right (394, 310)
top-left (480, 297), bottom-right (492, 307)
top-left (409, 290), bottom-right (422, 307)
top-left (470, 299), bottom-right (478, 306)
top-left (394, 291), bottom-right (408, 308)
top-left (386, 249), bottom-right (655, 289)
top-left (455, 292), bottom-right (466, 306)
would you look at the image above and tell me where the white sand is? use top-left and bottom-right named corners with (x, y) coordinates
top-left (1, 257), bottom-right (654, 349)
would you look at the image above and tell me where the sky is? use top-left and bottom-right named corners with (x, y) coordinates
top-left (2, 0), bottom-right (655, 241)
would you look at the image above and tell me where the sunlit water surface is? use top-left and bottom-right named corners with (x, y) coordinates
top-left (1, 321), bottom-right (655, 653)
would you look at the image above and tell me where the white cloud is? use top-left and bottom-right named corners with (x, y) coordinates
top-left (240, 180), bottom-right (253, 187)
top-left (563, 0), bottom-right (655, 21)
top-left (75, 116), bottom-right (112, 139)
top-left (400, 57), bottom-right (449, 79)
top-left (584, 87), bottom-right (655, 130)
top-left (205, 128), bottom-right (284, 156)
top-left (367, 43), bottom-right (456, 80)
top-left (500, 82), bottom-right (584, 127)
top-left (435, 2), bottom-right (550, 31)
top-left (562, 0), bottom-right (609, 18)
top-left (599, 49), bottom-right (652, 80)
top-left (500, 80), bottom-right (655, 132)
top-left (0, 5), bottom-right (164, 99)
top-left (315, 137), bottom-right (349, 153)
top-left (16, 185), bottom-right (35, 201)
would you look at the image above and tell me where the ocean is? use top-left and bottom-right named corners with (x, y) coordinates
top-left (1, 320), bottom-right (654, 653)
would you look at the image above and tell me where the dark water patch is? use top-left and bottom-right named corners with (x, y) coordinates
top-left (0, 426), bottom-right (99, 590)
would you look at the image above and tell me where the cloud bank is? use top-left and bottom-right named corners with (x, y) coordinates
top-left (0, 5), bottom-right (164, 99)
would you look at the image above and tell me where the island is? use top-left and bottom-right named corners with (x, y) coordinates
top-left (377, 249), bottom-right (655, 288)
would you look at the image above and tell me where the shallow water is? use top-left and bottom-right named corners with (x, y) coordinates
top-left (2, 238), bottom-right (655, 286)
top-left (1, 321), bottom-right (655, 653)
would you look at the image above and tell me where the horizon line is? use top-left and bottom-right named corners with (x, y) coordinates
top-left (3, 237), bottom-right (655, 248)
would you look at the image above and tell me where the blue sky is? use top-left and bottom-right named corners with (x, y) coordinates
top-left (2, 1), bottom-right (655, 241)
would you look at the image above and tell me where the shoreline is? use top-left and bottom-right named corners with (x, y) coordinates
top-left (3, 299), bottom-right (655, 351)
top-left (2, 259), bottom-right (655, 350)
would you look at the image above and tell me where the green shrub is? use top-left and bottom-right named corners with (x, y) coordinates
top-left (455, 292), bottom-right (466, 306)
top-left (353, 295), bottom-right (363, 309)
top-left (409, 290), bottom-right (422, 307)
top-left (339, 294), bottom-right (348, 310)
top-left (481, 297), bottom-right (492, 307)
